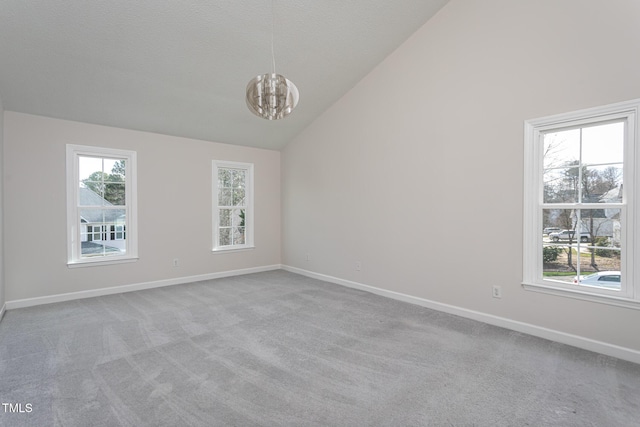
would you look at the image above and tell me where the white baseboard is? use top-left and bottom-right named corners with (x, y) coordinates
top-left (0, 303), bottom-right (5, 323)
top-left (5, 265), bottom-right (282, 310)
top-left (282, 265), bottom-right (640, 365)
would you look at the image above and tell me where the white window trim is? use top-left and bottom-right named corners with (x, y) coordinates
top-left (212, 160), bottom-right (255, 252)
top-left (523, 99), bottom-right (640, 310)
top-left (66, 144), bottom-right (138, 267)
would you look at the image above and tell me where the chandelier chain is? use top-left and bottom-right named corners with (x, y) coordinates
top-left (271, 0), bottom-right (276, 75)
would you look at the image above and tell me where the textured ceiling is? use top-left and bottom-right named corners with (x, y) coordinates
top-left (0, 1), bottom-right (449, 150)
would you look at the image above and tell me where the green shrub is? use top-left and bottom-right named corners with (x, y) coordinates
top-left (543, 246), bottom-right (562, 263)
top-left (593, 237), bottom-right (618, 258)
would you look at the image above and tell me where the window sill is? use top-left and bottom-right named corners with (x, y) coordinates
top-left (67, 256), bottom-right (139, 268)
top-left (212, 245), bottom-right (255, 254)
top-left (522, 282), bottom-right (640, 310)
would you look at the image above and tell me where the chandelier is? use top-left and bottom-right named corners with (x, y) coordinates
top-left (246, 0), bottom-right (299, 120)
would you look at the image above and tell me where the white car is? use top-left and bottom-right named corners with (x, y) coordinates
top-left (573, 271), bottom-right (620, 288)
top-left (549, 229), bottom-right (590, 242)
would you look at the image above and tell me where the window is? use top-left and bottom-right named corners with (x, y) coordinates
top-left (523, 99), bottom-right (639, 308)
top-left (66, 145), bottom-right (138, 266)
top-left (212, 161), bottom-right (254, 251)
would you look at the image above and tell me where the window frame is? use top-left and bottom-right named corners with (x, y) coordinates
top-left (66, 144), bottom-right (138, 267)
top-left (212, 160), bottom-right (255, 252)
top-left (523, 99), bottom-right (639, 309)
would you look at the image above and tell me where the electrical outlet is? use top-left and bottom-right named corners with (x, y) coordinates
top-left (306, 253), bottom-right (311, 261)
top-left (492, 285), bottom-right (502, 299)
top-left (173, 258), bottom-right (179, 267)
top-left (355, 261), bottom-right (362, 271)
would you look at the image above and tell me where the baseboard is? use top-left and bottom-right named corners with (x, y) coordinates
top-left (5, 264), bottom-right (282, 310)
top-left (282, 265), bottom-right (640, 365)
top-left (0, 303), bottom-right (5, 323)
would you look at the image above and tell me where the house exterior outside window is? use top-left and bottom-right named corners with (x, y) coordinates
top-left (523, 99), bottom-right (640, 308)
top-left (66, 145), bottom-right (138, 267)
top-left (212, 160), bottom-right (254, 251)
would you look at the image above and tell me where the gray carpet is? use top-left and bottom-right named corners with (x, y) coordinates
top-left (1, 270), bottom-right (639, 426)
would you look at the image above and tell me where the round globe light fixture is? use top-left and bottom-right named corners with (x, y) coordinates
top-left (246, 0), bottom-right (298, 120)
top-left (246, 73), bottom-right (299, 120)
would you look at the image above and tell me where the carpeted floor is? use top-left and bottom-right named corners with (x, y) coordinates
top-left (1, 270), bottom-right (639, 426)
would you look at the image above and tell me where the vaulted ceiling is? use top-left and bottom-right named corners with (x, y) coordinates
top-left (0, 1), bottom-right (449, 150)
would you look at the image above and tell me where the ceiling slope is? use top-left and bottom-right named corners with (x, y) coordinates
top-left (0, 0), bottom-right (449, 150)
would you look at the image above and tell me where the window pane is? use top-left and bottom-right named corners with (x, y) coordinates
top-left (79, 156), bottom-right (127, 207)
top-left (577, 208), bottom-right (620, 241)
top-left (218, 169), bottom-right (232, 188)
top-left (79, 209), bottom-right (126, 252)
top-left (104, 182), bottom-right (126, 206)
top-left (218, 189), bottom-right (232, 206)
top-left (543, 129), bottom-right (580, 170)
top-left (542, 209), bottom-right (575, 238)
top-left (102, 158), bottom-right (126, 178)
top-left (219, 209), bottom-right (231, 227)
top-left (582, 122), bottom-right (624, 165)
top-left (232, 188), bottom-right (245, 206)
top-left (79, 156), bottom-right (103, 181)
top-left (232, 209), bottom-right (245, 227)
top-left (581, 165), bottom-right (622, 203)
top-left (79, 210), bottom-right (125, 258)
top-left (219, 228), bottom-right (232, 246)
top-left (543, 207), bottom-right (622, 287)
top-left (110, 159), bottom-right (126, 178)
top-left (577, 256), bottom-right (621, 291)
top-left (232, 169), bottom-right (245, 189)
top-left (543, 167), bottom-right (579, 203)
top-left (233, 227), bottom-right (245, 245)
top-left (542, 243), bottom-right (573, 282)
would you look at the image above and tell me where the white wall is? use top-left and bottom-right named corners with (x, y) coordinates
top-left (282, 0), bottom-right (640, 351)
top-left (4, 112), bottom-right (281, 301)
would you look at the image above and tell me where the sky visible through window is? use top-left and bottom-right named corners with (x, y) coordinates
top-left (79, 156), bottom-right (122, 181)
top-left (543, 121), bottom-right (624, 167)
